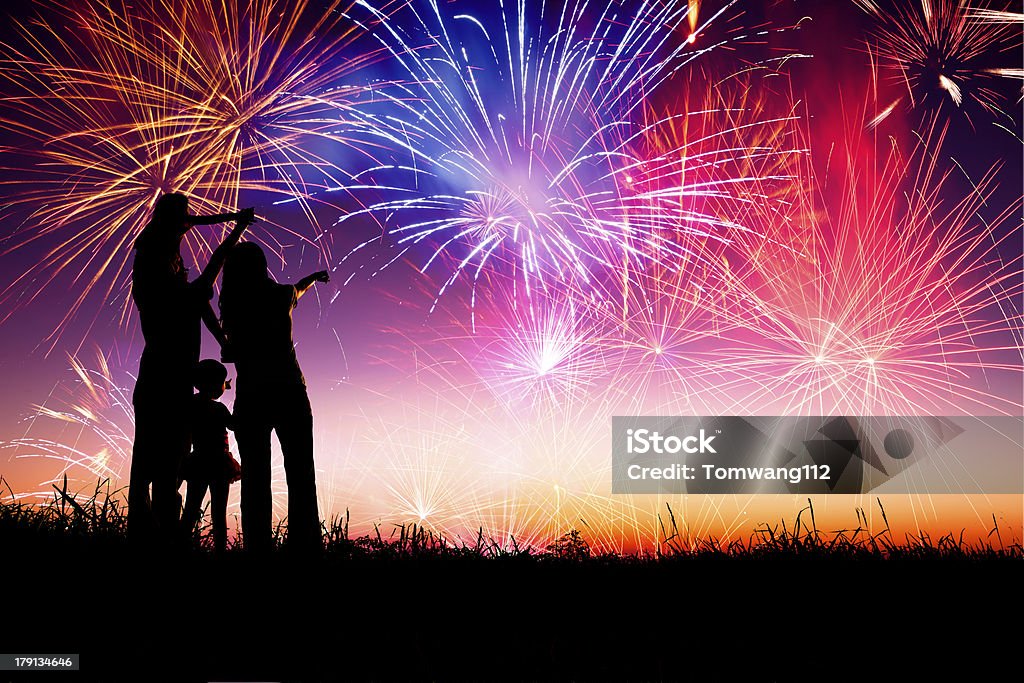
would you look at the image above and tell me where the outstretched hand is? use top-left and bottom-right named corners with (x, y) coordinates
top-left (236, 207), bottom-right (256, 227)
top-left (296, 269), bottom-right (331, 297)
top-left (228, 208), bottom-right (256, 241)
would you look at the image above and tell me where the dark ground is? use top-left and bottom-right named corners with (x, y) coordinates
top-left (3, 548), bottom-right (1021, 682)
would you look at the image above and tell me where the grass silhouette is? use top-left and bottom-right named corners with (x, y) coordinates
top-left (4, 475), bottom-right (1019, 562)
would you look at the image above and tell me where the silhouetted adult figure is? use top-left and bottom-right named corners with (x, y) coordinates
top-left (129, 194), bottom-right (253, 543)
top-left (219, 242), bottom-right (327, 552)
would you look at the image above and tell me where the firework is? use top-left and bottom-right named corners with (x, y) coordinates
top-left (856, 0), bottom-right (1023, 121)
top-left (0, 0), bottom-right (384, 351)
top-left (0, 350), bottom-right (134, 494)
top-left (468, 295), bottom-right (610, 412)
top-left (351, 393), bottom-right (489, 537)
top-left (336, 0), bottom-right (799, 316)
top-left (606, 78), bottom-right (803, 404)
top-left (709, 106), bottom-right (1023, 416)
top-left (591, 258), bottom-right (734, 415)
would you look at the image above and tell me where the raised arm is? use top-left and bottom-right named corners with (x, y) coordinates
top-left (188, 207), bottom-right (254, 227)
top-left (194, 215), bottom-right (255, 291)
top-left (295, 270), bottom-right (330, 299)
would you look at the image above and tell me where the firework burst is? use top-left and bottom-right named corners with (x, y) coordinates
top-left (711, 107), bottom-right (1023, 416)
top-left (353, 394), bottom-right (484, 534)
top-left (337, 0), bottom-right (798, 317)
top-left (0, 0), bottom-right (384, 350)
top-left (469, 294), bottom-right (611, 412)
top-left (856, 0), bottom-right (1023, 123)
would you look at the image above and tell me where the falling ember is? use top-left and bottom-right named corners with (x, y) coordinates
top-left (867, 97), bottom-right (903, 128)
top-left (938, 74), bottom-right (963, 105)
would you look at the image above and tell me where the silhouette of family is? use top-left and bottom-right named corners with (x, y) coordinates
top-left (128, 193), bottom-right (328, 552)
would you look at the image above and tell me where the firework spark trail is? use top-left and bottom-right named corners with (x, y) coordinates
top-left (855, 0), bottom-right (1023, 121)
top-left (706, 106), bottom-right (1024, 416)
top-left (336, 0), bottom-right (800, 321)
top-left (0, 0), bottom-right (387, 351)
top-left (0, 350), bottom-right (134, 493)
top-left (967, 7), bottom-right (1024, 24)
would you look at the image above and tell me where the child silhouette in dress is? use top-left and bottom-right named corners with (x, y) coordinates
top-left (180, 359), bottom-right (242, 552)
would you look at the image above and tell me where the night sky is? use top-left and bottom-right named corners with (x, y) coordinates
top-left (0, 0), bottom-right (1020, 548)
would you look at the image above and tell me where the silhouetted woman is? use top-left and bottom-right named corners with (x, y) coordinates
top-left (219, 242), bottom-right (328, 551)
top-left (129, 193), bottom-right (253, 542)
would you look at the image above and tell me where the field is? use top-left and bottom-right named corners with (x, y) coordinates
top-left (2, 478), bottom-right (1021, 681)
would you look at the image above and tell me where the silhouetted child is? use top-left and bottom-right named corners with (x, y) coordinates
top-left (180, 359), bottom-right (241, 552)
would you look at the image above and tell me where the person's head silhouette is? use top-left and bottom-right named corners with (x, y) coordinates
top-left (194, 358), bottom-right (230, 400)
top-left (135, 192), bottom-right (192, 280)
top-left (223, 241), bottom-right (270, 287)
top-left (152, 193), bottom-right (190, 229)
